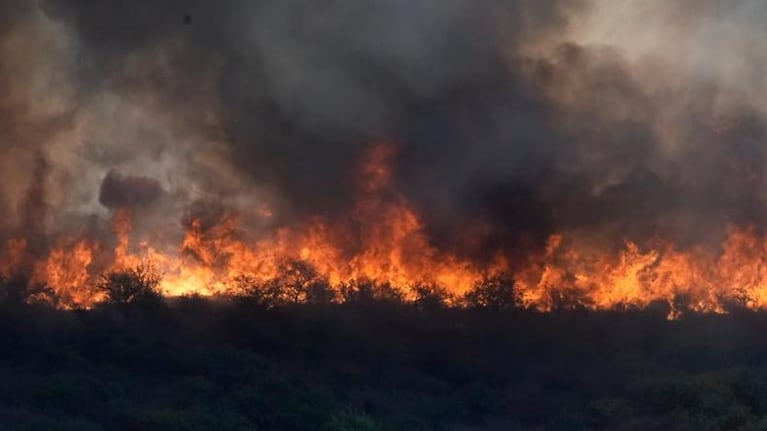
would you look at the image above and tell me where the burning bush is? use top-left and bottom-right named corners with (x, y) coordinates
top-left (232, 259), bottom-right (335, 307)
top-left (0, 273), bottom-right (55, 306)
top-left (464, 272), bottom-right (519, 311)
top-left (413, 283), bottom-right (450, 311)
top-left (96, 264), bottom-right (162, 306)
top-left (548, 287), bottom-right (593, 311)
top-left (339, 279), bottom-right (404, 304)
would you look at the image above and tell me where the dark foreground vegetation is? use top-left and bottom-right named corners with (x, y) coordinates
top-left (3, 271), bottom-right (767, 430)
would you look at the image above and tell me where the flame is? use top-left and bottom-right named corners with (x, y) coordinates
top-left (514, 227), bottom-right (767, 313)
top-left (33, 239), bottom-right (98, 306)
top-left (7, 142), bottom-right (767, 312)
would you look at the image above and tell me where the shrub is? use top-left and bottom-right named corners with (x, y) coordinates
top-left (464, 271), bottom-right (518, 311)
top-left (413, 283), bottom-right (449, 311)
top-left (548, 287), bottom-right (592, 311)
top-left (231, 260), bottom-right (335, 307)
top-left (0, 273), bottom-right (55, 306)
top-left (339, 279), bottom-right (403, 304)
top-left (96, 263), bottom-right (162, 306)
top-left (275, 260), bottom-right (334, 304)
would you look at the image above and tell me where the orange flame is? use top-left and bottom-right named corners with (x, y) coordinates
top-left (6, 142), bottom-right (767, 313)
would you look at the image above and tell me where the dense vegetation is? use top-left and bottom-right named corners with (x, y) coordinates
top-left (2, 270), bottom-right (767, 430)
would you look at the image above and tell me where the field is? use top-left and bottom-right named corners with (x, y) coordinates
top-left (2, 294), bottom-right (767, 430)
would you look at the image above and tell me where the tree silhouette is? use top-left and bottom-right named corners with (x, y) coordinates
top-left (276, 260), bottom-right (327, 303)
top-left (464, 271), bottom-right (519, 311)
top-left (96, 263), bottom-right (162, 306)
top-left (413, 283), bottom-right (449, 311)
top-left (232, 260), bottom-right (334, 307)
top-left (340, 278), bottom-right (403, 304)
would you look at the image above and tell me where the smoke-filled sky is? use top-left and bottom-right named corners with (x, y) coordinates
top-left (3, 0), bottom-right (767, 261)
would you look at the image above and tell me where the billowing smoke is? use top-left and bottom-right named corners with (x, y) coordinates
top-left (2, 0), bottom-right (767, 268)
top-left (98, 170), bottom-right (165, 211)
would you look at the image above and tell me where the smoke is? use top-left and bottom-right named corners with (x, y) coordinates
top-left (98, 170), bottom-right (164, 210)
top-left (1, 0), bottom-right (767, 266)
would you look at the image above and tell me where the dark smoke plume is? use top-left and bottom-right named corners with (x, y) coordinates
top-left (98, 170), bottom-right (164, 211)
top-left (1, 0), bottom-right (766, 263)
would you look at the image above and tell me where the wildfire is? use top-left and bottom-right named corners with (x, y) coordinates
top-left (514, 227), bottom-right (767, 313)
top-left (4, 143), bottom-right (767, 313)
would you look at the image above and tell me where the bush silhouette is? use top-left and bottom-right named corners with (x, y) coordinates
top-left (275, 260), bottom-right (335, 304)
top-left (339, 279), bottom-right (403, 304)
top-left (231, 259), bottom-right (335, 307)
top-left (96, 263), bottom-right (162, 306)
top-left (464, 271), bottom-right (518, 311)
top-left (0, 273), bottom-right (55, 306)
top-left (413, 283), bottom-right (449, 311)
top-left (548, 286), bottom-right (592, 311)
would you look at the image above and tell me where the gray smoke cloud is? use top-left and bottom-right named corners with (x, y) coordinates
top-left (1, 0), bottom-right (766, 264)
